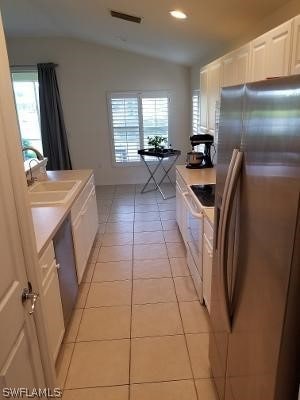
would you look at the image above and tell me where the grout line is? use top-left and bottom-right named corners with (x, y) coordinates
top-left (169, 260), bottom-right (200, 400)
top-left (72, 333), bottom-right (189, 345)
top-left (74, 298), bottom-right (199, 310)
top-left (128, 210), bottom-right (135, 400)
top-left (63, 376), bottom-right (199, 392)
top-left (60, 280), bottom-right (91, 390)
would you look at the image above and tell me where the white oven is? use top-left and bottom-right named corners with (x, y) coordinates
top-left (182, 190), bottom-right (204, 302)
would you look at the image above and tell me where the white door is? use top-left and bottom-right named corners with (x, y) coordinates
top-left (0, 116), bottom-right (45, 393)
top-left (0, 13), bottom-right (46, 395)
top-left (291, 15), bottom-right (300, 75)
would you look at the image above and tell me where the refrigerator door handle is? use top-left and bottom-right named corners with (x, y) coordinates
top-left (218, 149), bottom-right (243, 332)
top-left (215, 149), bottom-right (239, 250)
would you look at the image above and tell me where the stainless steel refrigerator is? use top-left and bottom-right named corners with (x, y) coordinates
top-left (209, 76), bottom-right (300, 400)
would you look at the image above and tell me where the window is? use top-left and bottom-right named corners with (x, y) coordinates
top-left (108, 92), bottom-right (169, 163)
top-left (11, 70), bottom-right (43, 160)
top-left (192, 90), bottom-right (200, 135)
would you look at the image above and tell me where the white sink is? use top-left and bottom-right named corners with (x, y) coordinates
top-left (29, 180), bottom-right (81, 206)
top-left (29, 191), bottom-right (69, 205)
top-left (30, 180), bottom-right (80, 192)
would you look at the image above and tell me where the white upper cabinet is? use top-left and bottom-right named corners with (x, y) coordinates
top-left (200, 59), bottom-right (222, 136)
top-left (251, 33), bottom-right (268, 81)
top-left (200, 67), bottom-right (209, 133)
top-left (207, 59), bottom-right (222, 134)
top-left (222, 44), bottom-right (251, 87)
top-left (268, 20), bottom-right (292, 77)
top-left (222, 52), bottom-right (236, 87)
top-left (291, 15), bottom-right (300, 75)
top-left (235, 44), bottom-right (251, 84)
top-left (198, 15), bottom-right (298, 141)
top-left (251, 20), bottom-right (292, 81)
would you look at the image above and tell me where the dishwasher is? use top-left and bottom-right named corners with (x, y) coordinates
top-left (53, 214), bottom-right (78, 326)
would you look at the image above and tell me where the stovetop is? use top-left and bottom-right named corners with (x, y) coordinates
top-left (190, 184), bottom-right (215, 207)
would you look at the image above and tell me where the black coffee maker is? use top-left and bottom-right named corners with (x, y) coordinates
top-left (186, 134), bottom-right (214, 169)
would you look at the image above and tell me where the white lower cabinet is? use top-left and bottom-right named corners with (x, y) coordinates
top-left (71, 176), bottom-right (98, 283)
top-left (72, 212), bottom-right (87, 283)
top-left (203, 234), bottom-right (213, 313)
top-left (176, 172), bottom-right (188, 244)
top-left (187, 247), bottom-right (203, 301)
top-left (39, 241), bottom-right (64, 363)
top-left (202, 217), bottom-right (214, 313)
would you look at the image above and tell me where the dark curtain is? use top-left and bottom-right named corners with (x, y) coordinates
top-left (37, 63), bottom-right (72, 170)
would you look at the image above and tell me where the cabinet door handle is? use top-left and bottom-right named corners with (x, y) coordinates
top-left (56, 263), bottom-right (60, 270)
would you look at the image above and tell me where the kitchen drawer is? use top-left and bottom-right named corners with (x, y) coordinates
top-left (71, 175), bottom-right (95, 221)
top-left (39, 241), bottom-right (56, 283)
top-left (204, 216), bottom-right (214, 247)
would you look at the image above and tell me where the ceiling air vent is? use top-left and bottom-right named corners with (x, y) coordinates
top-left (110, 10), bottom-right (142, 24)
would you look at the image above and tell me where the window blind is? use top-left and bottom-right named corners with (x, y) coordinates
top-left (109, 92), bottom-right (170, 164)
top-left (192, 90), bottom-right (200, 135)
top-left (142, 97), bottom-right (169, 148)
top-left (111, 97), bottom-right (140, 162)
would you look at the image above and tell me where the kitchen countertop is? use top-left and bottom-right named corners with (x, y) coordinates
top-left (31, 170), bottom-right (93, 256)
top-left (176, 165), bottom-right (216, 186)
top-left (176, 165), bottom-right (216, 225)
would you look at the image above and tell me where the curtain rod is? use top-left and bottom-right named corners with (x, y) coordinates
top-left (10, 63), bottom-right (59, 68)
top-left (10, 64), bottom-right (36, 68)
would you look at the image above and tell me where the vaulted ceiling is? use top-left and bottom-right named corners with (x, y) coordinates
top-left (0, 0), bottom-right (292, 65)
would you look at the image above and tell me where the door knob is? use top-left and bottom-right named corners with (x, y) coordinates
top-left (22, 282), bottom-right (39, 315)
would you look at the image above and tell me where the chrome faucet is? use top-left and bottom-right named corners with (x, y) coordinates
top-left (22, 146), bottom-right (44, 161)
top-left (26, 158), bottom-right (39, 186)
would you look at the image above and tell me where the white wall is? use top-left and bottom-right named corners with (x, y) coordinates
top-left (7, 37), bottom-right (190, 185)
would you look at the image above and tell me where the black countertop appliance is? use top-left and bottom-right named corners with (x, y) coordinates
top-left (186, 134), bottom-right (214, 169)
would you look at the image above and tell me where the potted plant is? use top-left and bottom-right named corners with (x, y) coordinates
top-left (147, 136), bottom-right (167, 152)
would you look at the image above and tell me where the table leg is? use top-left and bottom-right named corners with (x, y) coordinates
top-left (140, 156), bottom-right (163, 194)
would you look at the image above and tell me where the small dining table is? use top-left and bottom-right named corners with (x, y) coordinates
top-left (138, 148), bottom-right (181, 200)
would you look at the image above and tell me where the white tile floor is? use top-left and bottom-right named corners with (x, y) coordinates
top-left (57, 184), bottom-right (218, 399)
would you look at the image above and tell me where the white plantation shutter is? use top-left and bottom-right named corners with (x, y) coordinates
top-left (109, 92), bottom-right (170, 163)
top-left (111, 96), bottom-right (140, 162)
top-left (192, 90), bottom-right (200, 135)
top-left (142, 97), bottom-right (169, 148)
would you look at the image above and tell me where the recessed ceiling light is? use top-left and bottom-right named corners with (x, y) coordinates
top-left (169, 10), bottom-right (187, 19)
